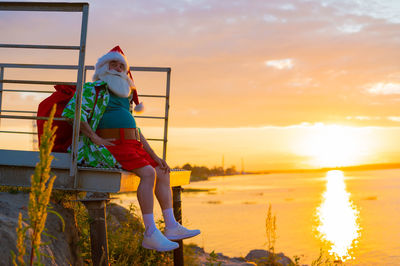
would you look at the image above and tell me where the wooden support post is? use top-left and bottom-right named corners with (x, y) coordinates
top-left (81, 196), bottom-right (110, 266)
top-left (172, 186), bottom-right (184, 266)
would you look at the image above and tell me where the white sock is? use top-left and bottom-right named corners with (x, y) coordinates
top-left (162, 208), bottom-right (179, 229)
top-left (143, 213), bottom-right (157, 236)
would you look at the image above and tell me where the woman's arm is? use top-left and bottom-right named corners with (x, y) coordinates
top-left (80, 121), bottom-right (115, 146)
top-left (67, 118), bottom-right (114, 146)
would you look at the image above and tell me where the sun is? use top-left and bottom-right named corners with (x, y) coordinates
top-left (294, 124), bottom-right (371, 168)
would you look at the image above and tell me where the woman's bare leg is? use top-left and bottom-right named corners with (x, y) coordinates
top-left (154, 166), bottom-right (173, 210)
top-left (132, 165), bottom-right (156, 214)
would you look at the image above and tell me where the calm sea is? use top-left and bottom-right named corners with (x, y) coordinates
top-left (114, 169), bottom-right (400, 265)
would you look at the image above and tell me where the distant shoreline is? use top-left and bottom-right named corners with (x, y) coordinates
top-left (253, 162), bottom-right (400, 174)
top-left (186, 162), bottom-right (400, 182)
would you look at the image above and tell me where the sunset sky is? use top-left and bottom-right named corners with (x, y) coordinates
top-left (1, 0), bottom-right (400, 171)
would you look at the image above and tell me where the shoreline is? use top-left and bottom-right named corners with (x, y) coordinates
top-left (187, 162), bottom-right (400, 182)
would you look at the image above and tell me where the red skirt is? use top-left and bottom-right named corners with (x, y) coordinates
top-left (105, 138), bottom-right (158, 171)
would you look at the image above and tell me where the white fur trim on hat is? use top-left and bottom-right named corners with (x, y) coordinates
top-left (134, 102), bottom-right (144, 113)
top-left (92, 51), bottom-right (129, 81)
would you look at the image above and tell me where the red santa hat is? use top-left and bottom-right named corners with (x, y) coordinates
top-left (93, 45), bottom-right (144, 112)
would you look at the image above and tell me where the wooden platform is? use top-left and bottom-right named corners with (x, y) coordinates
top-left (0, 149), bottom-right (191, 192)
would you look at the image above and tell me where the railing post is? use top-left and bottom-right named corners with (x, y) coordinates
top-left (83, 66), bottom-right (88, 83)
top-left (81, 194), bottom-right (110, 266)
top-left (0, 67), bottom-right (4, 127)
top-left (162, 69), bottom-right (171, 160)
top-left (172, 186), bottom-right (184, 266)
top-left (70, 3), bottom-right (89, 187)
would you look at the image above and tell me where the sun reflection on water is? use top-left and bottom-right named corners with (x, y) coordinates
top-left (316, 170), bottom-right (361, 261)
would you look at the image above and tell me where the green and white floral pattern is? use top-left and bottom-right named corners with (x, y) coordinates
top-left (62, 80), bottom-right (120, 168)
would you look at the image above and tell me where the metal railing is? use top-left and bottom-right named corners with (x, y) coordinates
top-left (0, 64), bottom-right (171, 153)
top-left (0, 2), bottom-right (89, 186)
top-left (0, 64), bottom-right (172, 175)
top-left (0, 2), bottom-right (171, 189)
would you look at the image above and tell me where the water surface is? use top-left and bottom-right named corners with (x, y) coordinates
top-left (114, 169), bottom-right (400, 265)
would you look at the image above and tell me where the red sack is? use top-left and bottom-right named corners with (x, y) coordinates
top-left (37, 85), bottom-right (76, 152)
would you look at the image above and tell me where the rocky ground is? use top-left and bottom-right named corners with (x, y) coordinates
top-left (0, 192), bottom-right (82, 266)
top-left (188, 245), bottom-right (294, 265)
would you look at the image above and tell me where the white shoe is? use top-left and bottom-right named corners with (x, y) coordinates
top-left (164, 223), bottom-right (201, 241)
top-left (142, 228), bottom-right (179, 252)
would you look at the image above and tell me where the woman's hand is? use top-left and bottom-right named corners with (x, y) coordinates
top-left (154, 157), bottom-right (170, 173)
top-left (79, 121), bottom-right (115, 146)
top-left (89, 134), bottom-right (116, 146)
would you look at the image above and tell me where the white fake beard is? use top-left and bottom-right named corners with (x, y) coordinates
top-left (98, 69), bottom-right (132, 98)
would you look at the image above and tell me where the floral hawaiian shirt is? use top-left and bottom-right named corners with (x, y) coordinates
top-left (62, 80), bottom-right (120, 168)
